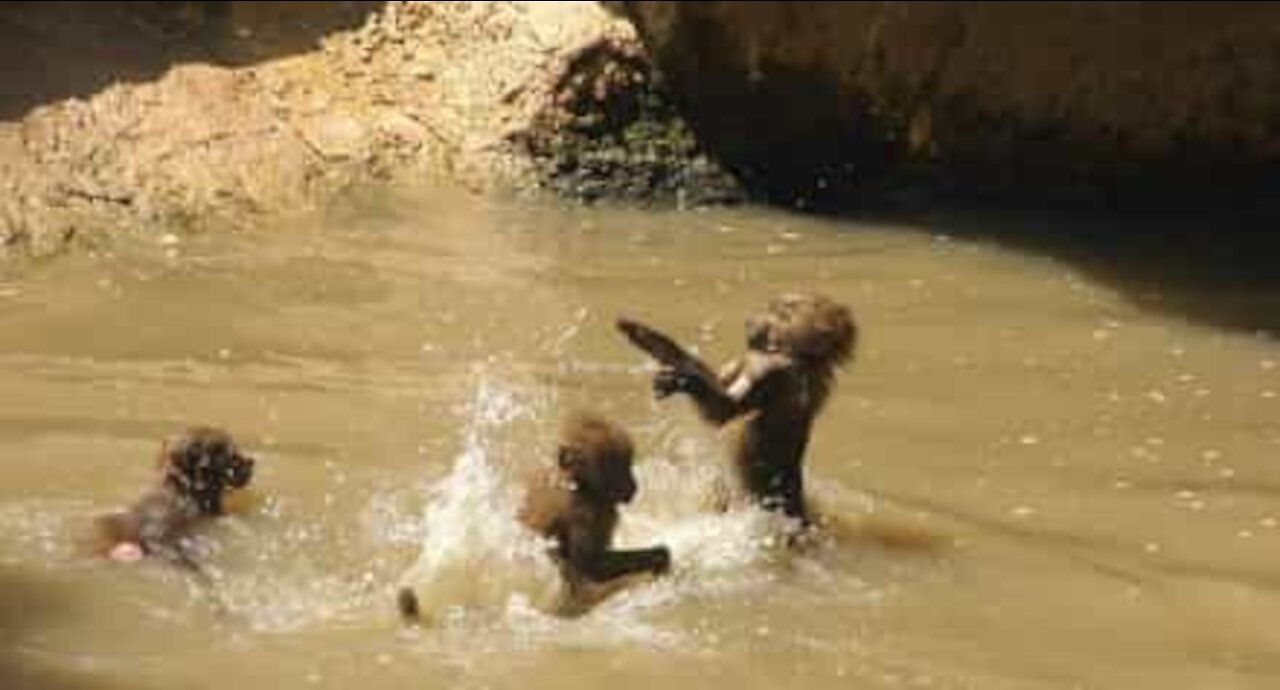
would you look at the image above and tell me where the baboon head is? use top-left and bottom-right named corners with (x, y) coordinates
top-left (557, 412), bottom-right (637, 505)
top-left (159, 426), bottom-right (256, 515)
top-left (746, 293), bottom-right (856, 368)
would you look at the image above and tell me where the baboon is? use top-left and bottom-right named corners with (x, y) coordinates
top-left (618, 293), bottom-right (856, 525)
top-left (398, 412), bottom-right (670, 622)
top-left (89, 426), bottom-right (256, 570)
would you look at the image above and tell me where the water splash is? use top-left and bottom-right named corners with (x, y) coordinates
top-left (397, 376), bottom-right (562, 619)
top-left (392, 375), bottom-right (839, 650)
top-left (209, 501), bottom-right (393, 632)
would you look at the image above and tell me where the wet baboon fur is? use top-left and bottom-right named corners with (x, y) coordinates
top-left (398, 413), bottom-right (669, 622)
top-left (90, 426), bottom-right (256, 569)
top-left (619, 293), bottom-right (855, 524)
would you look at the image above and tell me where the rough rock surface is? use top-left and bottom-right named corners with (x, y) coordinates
top-left (0, 1), bottom-right (737, 258)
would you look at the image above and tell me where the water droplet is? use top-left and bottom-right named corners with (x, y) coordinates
top-left (1144, 543), bottom-right (1161, 554)
top-left (159, 233), bottom-right (180, 246)
top-left (1146, 390), bottom-right (1168, 404)
top-left (1145, 437), bottom-right (1165, 447)
top-left (1092, 329), bottom-right (1111, 341)
top-left (1238, 530), bottom-right (1255, 539)
top-left (1218, 468), bottom-right (1237, 479)
top-left (1019, 435), bottom-right (1041, 446)
top-left (1114, 479), bottom-right (1132, 490)
top-left (1261, 517), bottom-right (1278, 529)
top-left (1011, 506), bottom-right (1035, 518)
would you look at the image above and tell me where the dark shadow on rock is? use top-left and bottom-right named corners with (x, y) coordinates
top-left (0, 1), bottom-right (385, 120)
top-left (516, 32), bottom-right (745, 207)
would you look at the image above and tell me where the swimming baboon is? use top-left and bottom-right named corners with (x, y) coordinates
top-left (398, 413), bottom-right (670, 622)
top-left (90, 427), bottom-right (256, 570)
top-left (618, 293), bottom-right (856, 525)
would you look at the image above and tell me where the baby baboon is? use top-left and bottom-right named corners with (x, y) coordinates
top-left (520, 412), bottom-right (671, 611)
top-left (90, 426), bottom-right (256, 570)
top-left (397, 413), bottom-right (669, 623)
top-left (619, 293), bottom-right (856, 524)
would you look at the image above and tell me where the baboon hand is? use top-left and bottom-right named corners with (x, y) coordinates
top-left (653, 365), bottom-right (699, 399)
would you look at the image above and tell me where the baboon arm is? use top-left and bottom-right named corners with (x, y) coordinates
top-left (617, 318), bottom-right (719, 382)
top-left (617, 318), bottom-right (736, 420)
top-left (676, 374), bottom-right (741, 425)
top-left (587, 546), bottom-right (671, 581)
top-left (559, 520), bottom-right (669, 583)
top-left (554, 546), bottom-right (670, 617)
top-left (717, 359), bottom-right (745, 387)
top-left (686, 354), bottom-right (791, 425)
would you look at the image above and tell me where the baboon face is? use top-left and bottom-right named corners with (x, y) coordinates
top-left (558, 413), bottom-right (637, 505)
top-left (746, 293), bottom-right (856, 367)
top-left (161, 427), bottom-right (255, 514)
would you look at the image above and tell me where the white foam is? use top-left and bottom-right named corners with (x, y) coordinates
top-left (393, 377), bottom-right (823, 647)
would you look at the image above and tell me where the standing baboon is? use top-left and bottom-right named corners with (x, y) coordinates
top-left (619, 293), bottom-right (856, 524)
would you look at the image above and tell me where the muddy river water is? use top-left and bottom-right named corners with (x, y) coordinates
top-left (1, 189), bottom-right (1278, 689)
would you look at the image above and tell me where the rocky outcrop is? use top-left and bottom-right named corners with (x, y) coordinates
top-left (623, 2), bottom-right (1280, 210)
top-left (517, 34), bottom-right (742, 206)
top-left (0, 1), bottom-right (736, 258)
top-left (10, 1), bottom-right (1276, 259)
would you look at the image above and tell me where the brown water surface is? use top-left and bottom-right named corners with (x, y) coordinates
top-left (1, 189), bottom-right (1278, 689)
